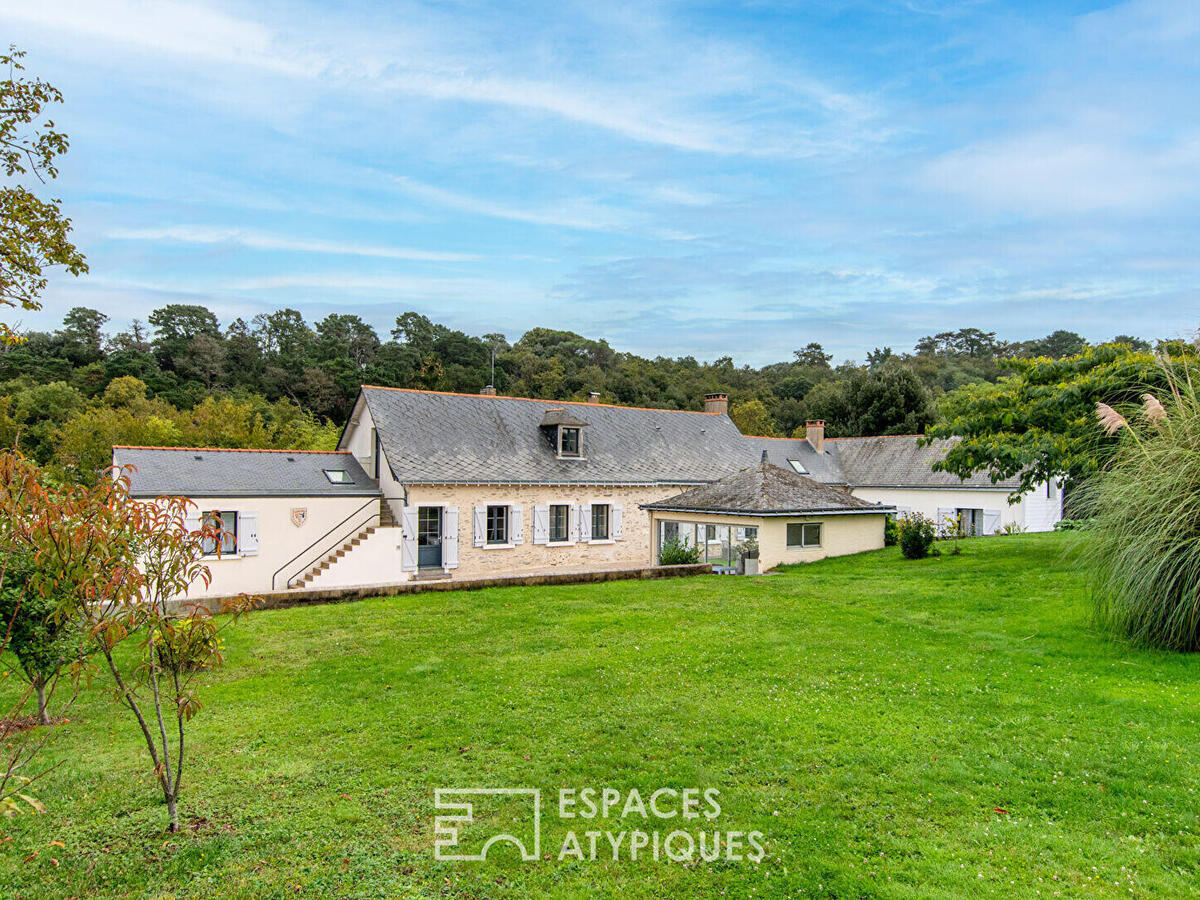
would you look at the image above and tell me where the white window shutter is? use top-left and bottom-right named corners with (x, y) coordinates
top-left (612, 504), bottom-right (623, 540)
top-left (533, 505), bottom-right (549, 545)
top-left (578, 504), bottom-right (592, 542)
top-left (443, 507), bottom-right (459, 568)
top-left (568, 504), bottom-right (579, 543)
top-left (983, 509), bottom-right (1001, 536)
top-left (184, 512), bottom-right (201, 535)
top-left (510, 505), bottom-right (524, 544)
top-left (473, 506), bottom-right (486, 547)
top-left (400, 506), bottom-right (418, 571)
top-left (936, 507), bottom-right (955, 537)
top-left (239, 511), bottom-right (259, 556)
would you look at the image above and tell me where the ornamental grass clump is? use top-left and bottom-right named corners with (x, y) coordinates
top-left (1085, 362), bottom-right (1200, 650)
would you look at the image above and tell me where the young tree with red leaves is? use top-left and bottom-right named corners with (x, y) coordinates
top-left (0, 452), bottom-right (255, 830)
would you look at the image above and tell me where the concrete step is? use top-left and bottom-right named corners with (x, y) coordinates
top-left (413, 569), bottom-right (451, 581)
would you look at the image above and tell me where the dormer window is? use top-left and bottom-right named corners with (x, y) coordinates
top-left (559, 426), bottom-right (581, 457)
top-left (541, 407), bottom-right (589, 459)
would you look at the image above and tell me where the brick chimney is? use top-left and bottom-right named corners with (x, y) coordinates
top-left (805, 420), bottom-right (825, 453)
top-left (480, 385), bottom-right (497, 396)
top-left (588, 391), bottom-right (601, 404)
top-left (704, 392), bottom-right (729, 416)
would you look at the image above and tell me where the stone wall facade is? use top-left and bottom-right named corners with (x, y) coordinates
top-left (404, 482), bottom-right (684, 579)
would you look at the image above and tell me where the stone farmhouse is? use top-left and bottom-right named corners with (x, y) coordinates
top-left (112, 387), bottom-right (1062, 599)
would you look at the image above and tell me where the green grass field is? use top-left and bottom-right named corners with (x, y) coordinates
top-left (3, 532), bottom-right (1199, 898)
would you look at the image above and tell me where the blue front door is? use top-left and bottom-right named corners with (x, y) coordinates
top-left (417, 506), bottom-right (442, 569)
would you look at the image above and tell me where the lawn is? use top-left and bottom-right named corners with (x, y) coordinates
top-left (2, 532), bottom-right (1199, 898)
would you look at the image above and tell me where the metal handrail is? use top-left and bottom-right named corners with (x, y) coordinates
top-left (272, 497), bottom-right (381, 591)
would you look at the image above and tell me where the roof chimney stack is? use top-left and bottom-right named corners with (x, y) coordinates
top-left (480, 385), bottom-right (497, 396)
top-left (704, 392), bottom-right (729, 416)
top-left (588, 391), bottom-right (601, 404)
top-left (805, 420), bottom-right (825, 453)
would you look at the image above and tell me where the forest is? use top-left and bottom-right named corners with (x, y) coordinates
top-left (0, 303), bottom-right (1153, 484)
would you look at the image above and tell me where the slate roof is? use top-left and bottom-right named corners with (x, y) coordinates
top-left (641, 456), bottom-right (892, 516)
top-left (540, 408), bottom-right (591, 428)
top-left (352, 387), bottom-right (758, 485)
top-left (745, 434), bottom-right (1022, 490)
top-left (113, 447), bottom-right (380, 498)
top-left (834, 435), bottom-right (1023, 489)
top-left (744, 436), bottom-right (848, 485)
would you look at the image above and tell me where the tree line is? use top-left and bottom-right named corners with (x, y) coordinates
top-left (0, 302), bottom-right (1155, 483)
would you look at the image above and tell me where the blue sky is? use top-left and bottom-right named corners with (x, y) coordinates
top-left (6, 0), bottom-right (1199, 364)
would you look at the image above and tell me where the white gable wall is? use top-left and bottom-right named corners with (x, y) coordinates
top-left (849, 482), bottom-right (1062, 533)
top-left (1021, 479), bottom-right (1065, 532)
top-left (339, 396), bottom-right (405, 505)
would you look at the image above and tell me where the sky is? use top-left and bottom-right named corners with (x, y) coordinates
top-left (4, 0), bottom-right (1199, 364)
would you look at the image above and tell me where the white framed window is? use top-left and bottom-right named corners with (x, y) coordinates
top-left (549, 504), bottom-right (570, 543)
top-left (486, 505), bottom-right (509, 544)
top-left (591, 503), bottom-right (610, 541)
top-left (201, 510), bottom-right (238, 556)
top-left (323, 468), bottom-right (352, 483)
top-left (787, 459), bottom-right (807, 474)
top-left (786, 522), bottom-right (821, 548)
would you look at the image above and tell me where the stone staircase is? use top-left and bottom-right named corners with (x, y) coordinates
top-left (288, 498), bottom-right (391, 589)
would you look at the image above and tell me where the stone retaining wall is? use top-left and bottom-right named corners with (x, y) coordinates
top-left (170, 562), bottom-right (714, 615)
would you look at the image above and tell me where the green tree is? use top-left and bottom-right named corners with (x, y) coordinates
top-left (793, 342), bottom-right (832, 368)
top-left (802, 366), bottom-right (934, 437)
top-left (730, 399), bottom-right (777, 437)
top-left (148, 304), bottom-right (221, 375)
top-left (0, 548), bottom-right (87, 723)
top-left (56, 307), bottom-right (107, 365)
top-left (928, 343), bottom-right (1197, 494)
top-left (0, 48), bottom-right (88, 344)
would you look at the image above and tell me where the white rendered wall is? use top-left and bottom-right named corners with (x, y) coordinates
top-left (304, 526), bottom-right (405, 589)
top-left (178, 494), bottom-right (380, 599)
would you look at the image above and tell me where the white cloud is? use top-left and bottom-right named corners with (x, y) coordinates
top-left (387, 176), bottom-right (632, 231)
top-left (0, 0), bottom-right (870, 157)
top-left (922, 129), bottom-right (1200, 216)
top-left (0, 0), bottom-right (312, 75)
top-left (222, 272), bottom-right (541, 303)
top-left (105, 225), bottom-right (481, 261)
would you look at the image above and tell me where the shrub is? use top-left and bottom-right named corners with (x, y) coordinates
top-left (1084, 367), bottom-right (1200, 650)
top-left (1053, 518), bottom-right (1090, 531)
top-left (659, 537), bottom-right (701, 565)
top-left (0, 548), bottom-right (89, 724)
top-left (896, 513), bottom-right (936, 560)
top-left (884, 515), bottom-right (898, 546)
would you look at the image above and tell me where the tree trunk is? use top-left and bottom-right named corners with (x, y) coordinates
top-left (35, 679), bottom-right (49, 726)
top-left (166, 792), bottom-right (179, 832)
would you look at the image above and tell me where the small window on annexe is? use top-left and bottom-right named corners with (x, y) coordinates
top-left (201, 510), bottom-right (237, 556)
top-left (786, 522), bottom-right (821, 548)
top-left (323, 469), bottom-right (353, 484)
top-left (486, 505), bottom-right (509, 545)
top-left (559, 426), bottom-right (581, 457)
